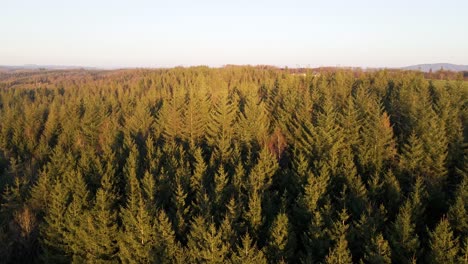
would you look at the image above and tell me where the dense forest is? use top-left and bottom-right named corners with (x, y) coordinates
top-left (0, 67), bottom-right (466, 263)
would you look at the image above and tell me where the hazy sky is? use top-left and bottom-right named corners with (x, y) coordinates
top-left (1, 0), bottom-right (467, 68)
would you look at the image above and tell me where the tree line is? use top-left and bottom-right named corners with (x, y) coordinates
top-left (0, 66), bottom-right (466, 263)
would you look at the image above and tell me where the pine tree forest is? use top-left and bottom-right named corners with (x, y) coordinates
top-left (0, 66), bottom-right (466, 263)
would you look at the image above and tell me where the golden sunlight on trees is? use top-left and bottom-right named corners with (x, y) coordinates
top-left (0, 67), bottom-right (466, 263)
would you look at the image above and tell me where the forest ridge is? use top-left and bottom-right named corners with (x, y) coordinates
top-left (0, 67), bottom-right (466, 263)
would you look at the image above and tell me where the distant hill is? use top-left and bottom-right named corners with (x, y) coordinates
top-left (402, 63), bottom-right (468, 72)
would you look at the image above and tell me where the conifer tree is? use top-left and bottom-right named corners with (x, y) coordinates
top-left (301, 164), bottom-right (329, 214)
top-left (354, 88), bottom-right (396, 175)
top-left (119, 143), bottom-right (157, 263)
top-left (79, 157), bottom-right (119, 263)
top-left (145, 136), bottom-right (159, 175)
top-left (118, 191), bottom-right (156, 263)
top-left (40, 181), bottom-right (70, 263)
top-left (231, 233), bottom-right (267, 264)
top-left (187, 216), bottom-right (229, 264)
top-left (382, 169), bottom-right (402, 216)
top-left (325, 209), bottom-right (353, 264)
top-left (190, 147), bottom-right (208, 215)
top-left (313, 94), bottom-right (344, 175)
top-left (206, 91), bottom-right (237, 161)
top-left (238, 95), bottom-right (270, 147)
top-left (267, 212), bottom-right (295, 263)
top-left (248, 147), bottom-right (278, 193)
top-left (62, 170), bottom-right (90, 261)
top-left (157, 96), bottom-right (184, 143)
top-left (182, 89), bottom-right (210, 147)
top-left (415, 106), bottom-right (448, 194)
top-left (341, 149), bottom-right (368, 217)
top-left (389, 200), bottom-right (420, 264)
top-left (339, 97), bottom-right (361, 151)
top-left (362, 233), bottom-right (391, 264)
top-left (213, 165), bottom-right (229, 214)
top-left (154, 210), bottom-right (183, 264)
top-left (428, 218), bottom-right (460, 264)
top-left (245, 190), bottom-right (263, 235)
top-left (171, 176), bottom-right (190, 240)
top-left (302, 206), bottom-right (331, 262)
top-left (220, 197), bottom-right (240, 247)
top-left (448, 171), bottom-right (467, 238)
top-left (141, 171), bottom-right (156, 212)
top-left (460, 238), bottom-right (468, 264)
top-left (123, 139), bottom-right (141, 199)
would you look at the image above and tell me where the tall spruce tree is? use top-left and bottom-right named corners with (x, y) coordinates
top-left (325, 209), bottom-right (353, 264)
top-left (428, 218), bottom-right (460, 264)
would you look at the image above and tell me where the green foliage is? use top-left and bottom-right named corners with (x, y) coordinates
top-left (267, 212), bottom-right (295, 262)
top-left (389, 200), bottom-right (420, 264)
top-left (118, 192), bottom-right (156, 263)
top-left (448, 171), bottom-right (468, 238)
top-left (79, 162), bottom-right (119, 263)
top-left (0, 68), bottom-right (464, 263)
top-left (231, 233), bottom-right (267, 264)
top-left (362, 233), bottom-right (392, 264)
top-left (429, 218), bottom-right (460, 264)
top-left (40, 182), bottom-right (70, 263)
top-left (325, 209), bottom-right (353, 264)
top-left (206, 91), bottom-right (237, 161)
top-left (187, 216), bottom-right (229, 264)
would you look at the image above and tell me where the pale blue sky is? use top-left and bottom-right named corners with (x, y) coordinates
top-left (1, 0), bottom-right (467, 68)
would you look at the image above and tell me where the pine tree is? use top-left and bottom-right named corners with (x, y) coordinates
top-left (141, 170), bottom-right (156, 210)
top-left (382, 169), bottom-right (402, 216)
top-left (118, 145), bottom-right (156, 263)
top-left (213, 165), bottom-right (229, 214)
top-left (429, 218), bottom-right (459, 264)
top-left (62, 170), bottom-right (90, 261)
top-left (315, 93), bottom-right (345, 174)
top-left (190, 147), bottom-right (207, 216)
top-left (354, 88), bottom-right (396, 175)
top-left (302, 205), bottom-right (331, 262)
top-left (157, 95), bottom-right (184, 143)
top-left (363, 233), bottom-right (391, 264)
top-left (154, 210), bottom-right (182, 264)
top-left (123, 139), bottom-right (141, 199)
top-left (40, 181), bottom-right (70, 263)
top-left (80, 101), bottom-right (105, 148)
top-left (415, 105), bottom-right (448, 194)
top-left (245, 190), bottom-right (263, 235)
top-left (231, 233), bottom-right (267, 264)
top-left (448, 172), bottom-right (468, 237)
top-left (325, 209), bottom-right (353, 264)
top-left (408, 177), bottom-right (426, 227)
top-left (267, 212), bottom-right (295, 263)
top-left (206, 91), bottom-right (237, 161)
top-left (339, 97), bottom-right (361, 152)
top-left (301, 164), bottom-right (329, 213)
top-left (238, 95), bottom-right (270, 146)
top-left (118, 192), bottom-right (156, 263)
top-left (248, 147), bottom-right (278, 193)
top-left (399, 133), bottom-right (425, 189)
top-left (459, 238), bottom-right (468, 264)
top-left (220, 197), bottom-right (239, 247)
top-left (187, 216), bottom-right (229, 264)
top-left (341, 149), bottom-right (368, 217)
top-left (182, 89), bottom-right (210, 147)
top-left (389, 200), bottom-right (420, 264)
top-left (79, 159), bottom-right (119, 263)
top-left (171, 176), bottom-right (190, 240)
